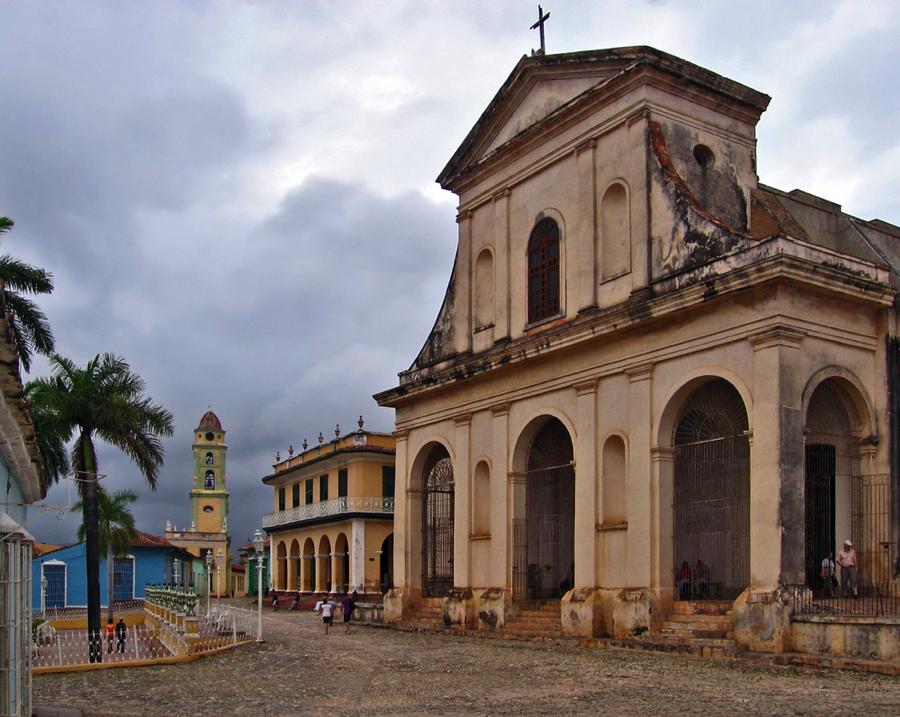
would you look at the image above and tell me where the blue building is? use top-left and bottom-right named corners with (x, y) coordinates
top-left (32, 532), bottom-right (197, 609)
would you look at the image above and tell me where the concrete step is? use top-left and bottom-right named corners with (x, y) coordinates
top-left (645, 634), bottom-right (740, 649)
top-left (671, 600), bottom-right (733, 616)
top-left (581, 636), bottom-right (746, 658)
top-left (661, 620), bottom-right (731, 632)
top-left (666, 613), bottom-right (732, 625)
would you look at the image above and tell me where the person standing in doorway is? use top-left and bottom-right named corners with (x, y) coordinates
top-left (820, 552), bottom-right (836, 598)
top-left (115, 618), bottom-right (127, 653)
top-left (837, 540), bottom-right (858, 597)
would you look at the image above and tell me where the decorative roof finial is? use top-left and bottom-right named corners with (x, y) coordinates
top-left (318, 432), bottom-right (324, 445)
top-left (288, 444), bottom-right (294, 456)
top-left (302, 438), bottom-right (308, 451)
top-left (275, 450), bottom-right (281, 462)
top-left (357, 415), bottom-right (365, 432)
top-left (335, 424), bottom-right (341, 439)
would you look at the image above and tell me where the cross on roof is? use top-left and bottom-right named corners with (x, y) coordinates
top-left (530, 4), bottom-right (550, 55)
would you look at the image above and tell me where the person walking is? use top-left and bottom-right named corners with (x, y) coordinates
top-left (341, 592), bottom-right (356, 634)
top-left (115, 618), bottom-right (127, 654)
top-left (104, 619), bottom-right (115, 654)
top-left (837, 540), bottom-right (858, 597)
top-left (321, 597), bottom-right (336, 634)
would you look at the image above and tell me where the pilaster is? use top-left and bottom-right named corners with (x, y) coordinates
top-left (351, 518), bottom-right (366, 593)
top-left (492, 191), bottom-right (511, 340)
top-left (574, 380), bottom-right (598, 587)
top-left (749, 325), bottom-right (806, 587)
top-left (453, 413), bottom-right (472, 588)
top-left (626, 363), bottom-right (653, 587)
top-left (490, 403), bottom-right (510, 587)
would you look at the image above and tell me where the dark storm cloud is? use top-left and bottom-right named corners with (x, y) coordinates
top-left (5, 1), bottom-right (899, 550)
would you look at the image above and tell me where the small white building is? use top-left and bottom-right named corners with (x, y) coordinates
top-left (0, 311), bottom-right (46, 717)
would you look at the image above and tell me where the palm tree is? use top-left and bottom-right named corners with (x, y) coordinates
top-left (0, 216), bottom-right (56, 372)
top-left (72, 487), bottom-right (139, 623)
top-left (26, 353), bottom-right (174, 662)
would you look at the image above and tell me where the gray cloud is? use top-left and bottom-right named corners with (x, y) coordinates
top-left (5, 1), bottom-right (898, 549)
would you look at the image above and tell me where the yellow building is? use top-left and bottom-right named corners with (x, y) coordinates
top-left (165, 410), bottom-right (231, 596)
top-left (262, 421), bottom-right (394, 597)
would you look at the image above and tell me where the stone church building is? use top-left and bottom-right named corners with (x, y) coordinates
top-left (375, 46), bottom-right (900, 654)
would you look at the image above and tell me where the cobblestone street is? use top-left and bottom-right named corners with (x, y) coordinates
top-left (34, 605), bottom-right (900, 716)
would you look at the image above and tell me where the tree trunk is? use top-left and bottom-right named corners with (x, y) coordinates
top-left (82, 437), bottom-right (102, 663)
top-left (106, 541), bottom-right (114, 624)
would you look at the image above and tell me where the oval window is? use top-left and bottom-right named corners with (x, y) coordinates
top-left (205, 432), bottom-right (215, 441)
top-left (202, 505), bottom-right (214, 513)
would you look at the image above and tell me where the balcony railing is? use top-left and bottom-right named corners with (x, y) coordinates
top-left (262, 496), bottom-right (394, 529)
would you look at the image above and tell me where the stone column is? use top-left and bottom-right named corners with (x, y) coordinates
top-left (453, 414), bottom-right (472, 588)
top-left (749, 325), bottom-right (806, 588)
top-left (490, 403), bottom-right (510, 588)
top-left (351, 518), bottom-right (366, 593)
top-left (268, 538), bottom-right (274, 590)
top-left (493, 190), bottom-right (511, 340)
top-left (330, 552), bottom-right (339, 593)
top-left (574, 380), bottom-right (598, 587)
top-left (650, 446), bottom-right (675, 596)
top-left (299, 554), bottom-right (309, 592)
top-left (626, 364), bottom-right (653, 588)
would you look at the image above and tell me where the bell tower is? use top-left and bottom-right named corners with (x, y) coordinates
top-left (191, 410), bottom-right (229, 533)
top-left (165, 410), bottom-right (232, 596)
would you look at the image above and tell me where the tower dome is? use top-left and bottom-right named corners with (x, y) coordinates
top-left (197, 410), bottom-right (223, 432)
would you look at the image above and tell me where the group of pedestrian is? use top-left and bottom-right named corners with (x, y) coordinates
top-left (104, 617), bottom-right (128, 654)
top-left (314, 591), bottom-right (357, 634)
top-left (820, 539), bottom-right (858, 598)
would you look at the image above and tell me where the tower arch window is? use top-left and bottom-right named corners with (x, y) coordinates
top-left (204, 470), bottom-right (215, 489)
top-left (527, 217), bottom-right (561, 324)
top-left (205, 452), bottom-right (214, 465)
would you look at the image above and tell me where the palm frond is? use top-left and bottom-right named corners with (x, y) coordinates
top-left (0, 255), bottom-right (54, 294)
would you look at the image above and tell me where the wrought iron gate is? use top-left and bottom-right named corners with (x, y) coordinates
top-left (805, 443), bottom-right (836, 592)
top-left (422, 449), bottom-right (454, 597)
top-left (673, 379), bottom-right (750, 600)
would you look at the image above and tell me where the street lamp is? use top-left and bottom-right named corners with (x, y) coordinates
top-left (40, 574), bottom-right (48, 617)
top-left (253, 528), bottom-right (265, 642)
top-left (216, 547), bottom-right (224, 598)
top-left (173, 557), bottom-right (181, 590)
top-left (205, 549), bottom-right (213, 615)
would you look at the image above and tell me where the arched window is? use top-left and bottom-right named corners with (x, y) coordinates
top-left (474, 249), bottom-right (495, 329)
top-left (422, 446), bottom-right (454, 597)
top-left (204, 470), bottom-right (215, 489)
top-left (601, 435), bottom-right (627, 524)
top-left (205, 452), bottom-right (214, 465)
top-left (600, 183), bottom-right (630, 279)
top-left (527, 218), bottom-right (560, 324)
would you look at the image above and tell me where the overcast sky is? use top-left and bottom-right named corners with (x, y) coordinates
top-left (3, 1), bottom-right (898, 550)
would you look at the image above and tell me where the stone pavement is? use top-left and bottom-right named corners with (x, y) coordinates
top-left (34, 602), bottom-right (900, 716)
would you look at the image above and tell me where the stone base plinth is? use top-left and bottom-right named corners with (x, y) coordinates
top-left (476, 588), bottom-right (512, 631)
top-left (595, 588), bottom-right (657, 638)
top-left (383, 587), bottom-right (420, 624)
top-left (733, 588), bottom-right (789, 653)
top-left (445, 588), bottom-right (476, 629)
top-left (561, 588), bottom-right (602, 638)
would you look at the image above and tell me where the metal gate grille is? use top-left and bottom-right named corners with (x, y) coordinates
top-left (422, 448), bottom-right (454, 598)
top-left (805, 443), bottom-right (836, 592)
top-left (522, 419), bottom-right (575, 600)
top-left (673, 379), bottom-right (750, 600)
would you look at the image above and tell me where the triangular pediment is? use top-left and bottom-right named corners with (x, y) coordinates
top-left (437, 46), bottom-right (771, 190)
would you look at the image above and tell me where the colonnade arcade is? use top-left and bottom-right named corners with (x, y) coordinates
top-left (401, 367), bottom-right (879, 603)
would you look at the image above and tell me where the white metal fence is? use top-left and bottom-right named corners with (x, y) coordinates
top-left (1, 536), bottom-right (32, 717)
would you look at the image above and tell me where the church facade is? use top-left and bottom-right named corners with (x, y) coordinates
top-left (165, 411), bottom-right (232, 596)
top-left (375, 46), bottom-right (900, 652)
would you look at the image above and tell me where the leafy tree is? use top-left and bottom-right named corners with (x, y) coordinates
top-left (73, 487), bottom-right (139, 623)
top-left (26, 353), bottom-right (173, 662)
top-left (0, 217), bottom-right (55, 371)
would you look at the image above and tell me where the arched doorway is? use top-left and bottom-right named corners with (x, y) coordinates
top-left (422, 445), bottom-right (454, 597)
top-left (275, 541), bottom-right (287, 590)
top-left (318, 535), bottom-right (332, 593)
top-left (380, 534), bottom-right (394, 593)
top-left (288, 540), bottom-right (300, 591)
top-left (673, 379), bottom-right (750, 600)
top-left (522, 417), bottom-right (575, 600)
top-left (804, 379), bottom-right (865, 593)
top-left (335, 533), bottom-right (349, 593)
top-left (303, 538), bottom-right (316, 592)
